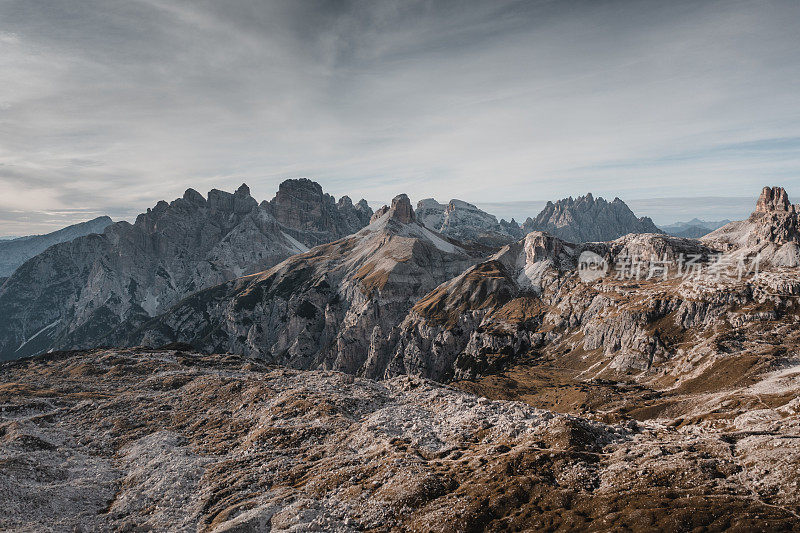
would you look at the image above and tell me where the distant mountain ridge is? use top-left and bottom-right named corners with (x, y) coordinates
top-left (0, 216), bottom-right (112, 277)
top-left (0, 181), bottom-right (372, 360)
top-left (415, 193), bottom-right (659, 247)
top-left (660, 218), bottom-right (731, 238)
top-left (521, 193), bottom-right (662, 242)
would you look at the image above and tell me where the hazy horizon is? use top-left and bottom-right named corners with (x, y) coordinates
top-left (0, 180), bottom-right (764, 237)
top-left (2, 0), bottom-right (800, 234)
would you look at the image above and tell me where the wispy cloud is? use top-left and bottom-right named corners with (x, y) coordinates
top-left (1, 0), bottom-right (799, 234)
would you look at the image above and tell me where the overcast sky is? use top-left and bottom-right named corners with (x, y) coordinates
top-left (2, 0), bottom-right (800, 234)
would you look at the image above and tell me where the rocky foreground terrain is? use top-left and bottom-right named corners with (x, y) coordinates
top-left (2, 347), bottom-right (799, 532)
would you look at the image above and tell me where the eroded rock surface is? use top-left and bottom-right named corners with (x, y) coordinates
top-left (1, 348), bottom-right (798, 532)
top-left (703, 186), bottom-right (800, 265)
top-left (415, 198), bottom-right (520, 247)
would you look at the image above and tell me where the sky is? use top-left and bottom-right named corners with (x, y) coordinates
top-left (1, 0), bottom-right (800, 234)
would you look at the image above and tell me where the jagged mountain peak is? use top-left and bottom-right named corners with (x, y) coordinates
top-left (523, 193), bottom-right (661, 243)
top-left (182, 187), bottom-right (206, 205)
top-left (754, 185), bottom-right (795, 214)
top-left (130, 191), bottom-right (479, 374)
top-left (235, 183), bottom-right (251, 197)
top-left (135, 184), bottom-right (259, 232)
top-left (703, 186), bottom-right (800, 264)
top-left (0, 178), bottom-right (374, 361)
top-left (266, 179), bottom-right (373, 246)
top-left (370, 193), bottom-right (416, 225)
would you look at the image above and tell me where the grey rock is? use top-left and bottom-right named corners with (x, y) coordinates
top-left (0, 180), bottom-right (372, 361)
top-left (522, 193), bottom-right (662, 243)
top-left (130, 195), bottom-right (480, 377)
top-left (703, 185), bottom-right (800, 265)
top-left (415, 198), bottom-right (519, 247)
top-left (264, 178), bottom-right (372, 247)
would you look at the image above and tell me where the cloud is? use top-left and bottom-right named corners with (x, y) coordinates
top-left (1, 0), bottom-right (799, 234)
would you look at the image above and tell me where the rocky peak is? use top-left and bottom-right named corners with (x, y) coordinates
top-left (337, 195), bottom-right (353, 209)
top-left (207, 184), bottom-right (257, 214)
top-left (235, 183), bottom-right (251, 197)
top-left (524, 231), bottom-right (563, 263)
top-left (703, 186), bottom-right (800, 261)
top-left (754, 186), bottom-right (794, 214)
top-left (267, 179), bottom-right (372, 245)
top-left (355, 199), bottom-right (371, 213)
top-left (371, 194), bottom-right (416, 224)
top-left (390, 194), bottom-right (415, 223)
top-left (445, 199), bottom-right (476, 213)
top-left (182, 188), bottom-right (206, 206)
top-left (414, 197), bottom-right (520, 246)
top-left (415, 199), bottom-right (446, 230)
top-left (370, 205), bottom-right (390, 223)
top-left (747, 186), bottom-right (800, 245)
top-left (523, 193), bottom-right (662, 243)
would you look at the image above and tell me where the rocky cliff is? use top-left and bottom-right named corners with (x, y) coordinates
top-left (126, 186), bottom-right (800, 392)
top-left (0, 216), bottom-right (112, 277)
top-left (702, 186), bottom-right (800, 265)
top-left (385, 230), bottom-right (722, 382)
top-left (522, 193), bottom-right (662, 243)
top-left (0, 181), bottom-right (372, 361)
top-left (130, 195), bottom-right (480, 376)
top-left (264, 178), bottom-right (372, 247)
top-left (416, 198), bottom-right (520, 247)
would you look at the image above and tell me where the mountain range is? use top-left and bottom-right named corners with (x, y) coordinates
top-left (3, 185), bottom-right (800, 530)
top-left (1, 182), bottom-right (783, 363)
top-left (0, 181), bottom-right (372, 360)
top-left (659, 217), bottom-right (732, 238)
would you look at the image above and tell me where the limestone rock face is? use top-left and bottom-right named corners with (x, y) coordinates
top-left (0, 216), bottom-right (112, 277)
top-left (755, 186), bottom-right (794, 213)
top-left (415, 198), bottom-right (519, 247)
top-left (389, 194), bottom-right (415, 223)
top-left (384, 189), bottom-right (800, 384)
top-left (415, 198), bottom-right (447, 230)
top-left (265, 178), bottom-right (372, 247)
top-left (130, 195), bottom-right (480, 377)
top-left (0, 180), bottom-right (372, 361)
top-left (522, 193), bottom-right (662, 243)
top-left (703, 185), bottom-right (800, 264)
top-left (384, 229), bottom-right (744, 382)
